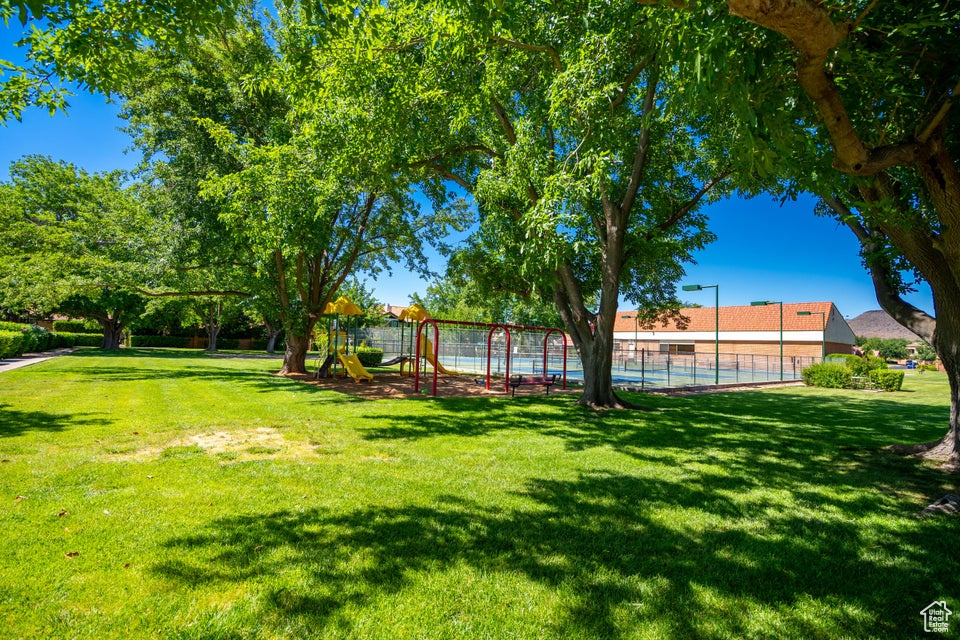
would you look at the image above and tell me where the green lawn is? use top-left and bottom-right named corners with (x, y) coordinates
top-left (1, 349), bottom-right (957, 639)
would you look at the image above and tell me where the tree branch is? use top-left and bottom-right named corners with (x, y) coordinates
top-left (489, 35), bottom-right (562, 71)
top-left (727, 0), bottom-right (924, 175)
top-left (822, 194), bottom-right (936, 342)
top-left (609, 56), bottom-right (651, 112)
top-left (647, 168), bottom-right (734, 240)
top-left (620, 56), bottom-right (660, 217)
top-left (490, 97), bottom-right (518, 146)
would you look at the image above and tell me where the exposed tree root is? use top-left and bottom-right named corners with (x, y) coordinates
top-left (888, 438), bottom-right (959, 471)
top-left (576, 393), bottom-right (655, 411)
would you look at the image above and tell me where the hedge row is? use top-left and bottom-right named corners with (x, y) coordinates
top-left (355, 346), bottom-right (383, 367)
top-left (52, 320), bottom-right (100, 334)
top-left (55, 332), bottom-right (104, 347)
top-left (0, 330), bottom-right (23, 359)
top-left (0, 329), bottom-right (99, 358)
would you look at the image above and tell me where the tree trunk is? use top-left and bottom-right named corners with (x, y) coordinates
top-left (279, 331), bottom-right (310, 375)
top-left (895, 303), bottom-right (960, 464)
top-left (204, 301), bottom-right (222, 352)
top-left (575, 319), bottom-right (625, 408)
top-left (99, 318), bottom-right (123, 350)
top-left (264, 323), bottom-right (280, 354)
top-left (206, 325), bottom-right (221, 352)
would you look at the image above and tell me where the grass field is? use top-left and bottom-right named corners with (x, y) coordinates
top-left (1, 348), bottom-right (958, 639)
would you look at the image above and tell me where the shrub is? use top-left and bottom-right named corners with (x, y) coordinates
top-left (0, 321), bottom-right (27, 332)
top-left (801, 362), bottom-right (853, 389)
top-left (917, 363), bottom-right (938, 372)
top-left (16, 325), bottom-right (52, 353)
top-left (52, 320), bottom-right (100, 334)
top-left (355, 346), bottom-right (383, 367)
top-left (0, 330), bottom-right (24, 359)
top-left (55, 332), bottom-right (103, 347)
top-left (847, 354), bottom-right (887, 376)
top-left (869, 369), bottom-right (905, 391)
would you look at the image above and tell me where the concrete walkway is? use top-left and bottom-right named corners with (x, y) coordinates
top-left (0, 348), bottom-right (76, 373)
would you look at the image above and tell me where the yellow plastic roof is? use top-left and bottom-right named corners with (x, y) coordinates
top-left (323, 296), bottom-right (363, 316)
top-left (399, 303), bottom-right (431, 322)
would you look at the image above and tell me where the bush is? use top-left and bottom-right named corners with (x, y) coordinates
top-left (355, 346), bottom-right (383, 367)
top-left (918, 363), bottom-right (938, 372)
top-left (0, 330), bottom-right (24, 359)
top-left (16, 325), bottom-right (52, 353)
top-left (869, 369), bottom-right (905, 391)
top-left (848, 354), bottom-right (887, 376)
top-left (801, 362), bottom-right (853, 389)
top-left (0, 321), bottom-right (27, 333)
top-left (52, 320), bottom-right (100, 334)
top-left (55, 332), bottom-right (103, 347)
top-left (131, 335), bottom-right (192, 348)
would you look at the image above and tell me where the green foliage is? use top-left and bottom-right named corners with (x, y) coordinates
top-left (1, 0), bottom-right (246, 122)
top-left (806, 353), bottom-right (902, 390)
top-left (16, 324), bottom-right (51, 353)
top-left (0, 156), bottom-right (153, 347)
top-left (53, 332), bottom-right (103, 347)
top-left (913, 343), bottom-right (937, 363)
top-left (869, 369), bottom-right (905, 392)
top-left (0, 321), bottom-right (27, 332)
top-left (859, 337), bottom-right (910, 361)
top-left (801, 362), bottom-right (853, 389)
top-left (0, 329), bottom-right (24, 359)
top-left (52, 319), bottom-right (99, 334)
top-left (848, 354), bottom-right (888, 376)
top-left (825, 353), bottom-right (885, 375)
top-left (355, 346), bottom-right (383, 367)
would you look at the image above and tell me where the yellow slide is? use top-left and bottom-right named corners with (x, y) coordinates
top-left (338, 353), bottom-right (374, 382)
top-left (421, 338), bottom-right (459, 376)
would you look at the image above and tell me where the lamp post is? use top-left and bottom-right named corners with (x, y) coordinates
top-left (751, 300), bottom-right (783, 380)
top-left (797, 310), bottom-right (826, 360)
top-left (683, 284), bottom-right (719, 385)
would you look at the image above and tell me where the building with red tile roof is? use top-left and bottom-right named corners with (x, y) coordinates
top-left (614, 302), bottom-right (854, 358)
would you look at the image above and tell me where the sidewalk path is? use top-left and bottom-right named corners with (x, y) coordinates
top-left (0, 348), bottom-right (76, 373)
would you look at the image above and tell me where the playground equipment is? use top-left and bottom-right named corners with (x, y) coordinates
top-left (421, 337), bottom-right (459, 376)
top-left (412, 309), bottom-right (568, 397)
top-left (338, 352), bottom-right (374, 382)
top-left (316, 296), bottom-right (364, 379)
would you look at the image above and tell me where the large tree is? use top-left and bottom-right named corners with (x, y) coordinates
top-left (724, 0), bottom-right (960, 462)
top-left (121, 9), bottom-right (454, 374)
top-left (0, 155), bottom-right (154, 348)
top-left (322, 1), bottom-right (738, 407)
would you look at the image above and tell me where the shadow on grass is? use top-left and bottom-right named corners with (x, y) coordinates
top-left (0, 403), bottom-right (110, 438)
top-left (155, 468), bottom-right (960, 638)
top-left (63, 348), bottom-right (352, 401)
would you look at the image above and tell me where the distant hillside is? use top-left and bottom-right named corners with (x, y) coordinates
top-left (847, 310), bottom-right (924, 341)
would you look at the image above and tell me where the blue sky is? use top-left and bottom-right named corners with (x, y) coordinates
top-left (0, 35), bottom-right (935, 320)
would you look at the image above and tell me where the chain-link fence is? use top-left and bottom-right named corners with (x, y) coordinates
top-left (355, 326), bottom-right (816, 390)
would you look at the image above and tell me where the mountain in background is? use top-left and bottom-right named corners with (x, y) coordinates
top-left (847, 310), bottom-right (924, 341)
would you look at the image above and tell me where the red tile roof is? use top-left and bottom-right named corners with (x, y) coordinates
top-left (615, 302), bottom-right (837, 333)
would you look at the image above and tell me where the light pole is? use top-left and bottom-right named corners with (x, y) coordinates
top-left (683, 284), bottom-right (719, 385)
top-left (751, 300), bottom-right (783, 380)
top-left (797, 310), bottom-right (826, 360)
